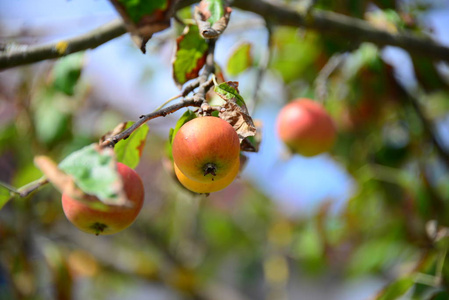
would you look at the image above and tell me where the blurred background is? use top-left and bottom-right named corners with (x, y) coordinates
top-left (1, 0), bottom-right (449, 299)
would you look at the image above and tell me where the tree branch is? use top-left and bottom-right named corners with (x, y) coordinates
top-left (232, 0), bottom-right (449, 62)
top-left (1, 1), bottom-right (449, 70)
top-left (0, 19), bottom-right (126, 70)
top-left (0, 177), bottom-right (49, 199)
top-left (100, 98), bottom-right (203, 148)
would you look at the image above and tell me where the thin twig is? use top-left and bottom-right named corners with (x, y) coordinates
top-left (314, 53), bottom-right (346, 103)
top-left (249, 19), bottom-right (273, 114)
top-left (153, 94), bottom-right (182, 112)
top-left (100, 98), bottom-right (204, 148)
top-left (0, 177), bottom-right (49, 198)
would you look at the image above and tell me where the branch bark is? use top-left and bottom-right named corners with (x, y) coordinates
top-left (1, 1), bottom-right (448, 69)
top-left (0, 19), bottom-right (126, 70)
top-left (232, 0), bottom-right (449, 62)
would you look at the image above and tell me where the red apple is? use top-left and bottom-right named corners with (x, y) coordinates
top-left (172, 116), bottom-right (240, 183)
top-left (276, 98), bottom-right (336, 156)
top-left (62, 162), bottom-right (144, 235)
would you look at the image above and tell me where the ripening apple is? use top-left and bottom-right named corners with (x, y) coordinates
top-left (172, 116), bottom-right (240, 183)
top-left (276, 98), bottom-right (336, 156)
top-left (62, 162), bottom-right (144, 235)
top-left (174, 158), bottom-right (239, 194)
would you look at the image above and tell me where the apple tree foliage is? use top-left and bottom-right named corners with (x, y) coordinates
top-left (1, 0), bottom-right (449, 299)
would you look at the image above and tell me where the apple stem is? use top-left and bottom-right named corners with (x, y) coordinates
top-left (91, 222), bottom-right (107, 236)
top-left (203, 163), bottom-right (217, 178)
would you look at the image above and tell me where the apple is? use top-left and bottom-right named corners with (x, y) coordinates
top-left (62, 162), bottom-right (144, 235)
top-left (174, 158), bottom-right (239, 194)
top-left (276, 98), bottom-right (336, 156)
top-left (172, 116), bottom-right (240, 183)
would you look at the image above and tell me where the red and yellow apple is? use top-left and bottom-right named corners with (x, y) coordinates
top-left (62, 162), bottom-right (144, 235)
top-left (174, 158), bottom-right (239, 194)
top-left (276, 98), bottom-right (336, 156)
top-left (172, 116), bottom-right (240, 183)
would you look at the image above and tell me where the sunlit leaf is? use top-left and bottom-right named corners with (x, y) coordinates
top-left (226, 43), bottom-right (253, 76)
top-left (214, 81), bottom-right (247, 111)
top-left (57, 144), bottom-right (127, 205)
top-left (114, 122), bottom-right (149, 169)
top-left (173, 25), bottom-right (208, 88)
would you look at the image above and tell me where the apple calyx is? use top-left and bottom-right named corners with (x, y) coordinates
top-left (203, 163), bottom-right (217, 178)
top-left (90, 222), bottom-right (108, 236)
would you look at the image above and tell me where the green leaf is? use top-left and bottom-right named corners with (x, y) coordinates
top-left (59, 144), bottom-right (124, 205)
top-left (377, 277), bottom-right (414, 300)
top-left (53, 52), bottom-right (84, 96)
top-left (173, 25), bottom-right (208, 87)
top-left (214, 82), bottom-right (247, 109)
top-left (114, 122), bottom-right (149, 169)
top-left (165, 128), bottom-right (175, 161)
top-left (226, 43), bottom-right (253, 76)
top-left (116, 0), bottom-right (167, 24)
top-left (0, 186), bottom-right (12, 210)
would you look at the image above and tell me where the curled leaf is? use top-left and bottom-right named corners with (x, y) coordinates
top-left (214, 81), bottom-right (248, 113)
top-left (219, 100), bottom-right (256, 141)
top-left (215, 81), bottom-right (256, 141)
top-left (109, 0), bottom-right (176, 53)
top-left (240, 119), bottom-right (262, 152)
top-left (194, 0), bottom-right (232, 39)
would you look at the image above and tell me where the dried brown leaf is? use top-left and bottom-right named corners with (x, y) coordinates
top-left (219, 100), bottom-right (256, 141)
top-left (240, 119), bottom-right (262, 152)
